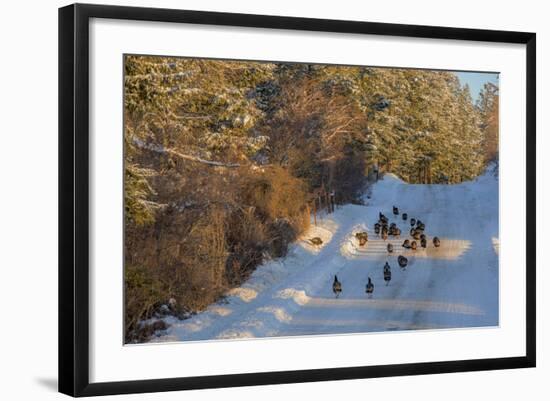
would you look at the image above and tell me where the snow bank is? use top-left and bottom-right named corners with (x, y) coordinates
top-left (226, 287), bottom-right (258, 302)
top-left (276, 288), bottom-right (311, 306)
top-left (297, 220), bottom-right (337, 253)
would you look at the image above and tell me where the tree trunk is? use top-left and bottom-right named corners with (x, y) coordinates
top-left (313, 200), bottom-right (317, 226)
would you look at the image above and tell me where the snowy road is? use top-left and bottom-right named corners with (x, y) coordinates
top-left (153, 169), bottom-right (499, 342)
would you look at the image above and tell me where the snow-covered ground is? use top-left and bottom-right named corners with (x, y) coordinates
top-left (151, 168), bottom-right (499, 342)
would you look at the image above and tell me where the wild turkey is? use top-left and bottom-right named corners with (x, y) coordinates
top-left (410, 218), bottom-right (416, 227)
top-left (382, 230), bottom-right (388, 241)
top-left (411, 240), bottom-right (418, 250)
top-left (355, 232), bottom-right (368, 246)
top-left (393, 206), bottom-right (399, 215)
top-left (398, 255), bottom-right (408, 268)
top-left (366, 277), bottom-right (374, 297)
top-left (402, 239), bottom-right (411, 248)
top-left (333, 275), bottom-right (342, 298)
top-left (433, 237), bottom-right (441, 247)
top-left (412, 230), bottom-right (421, 240)
top-left (417, 222), bottom-right (425, 231)
top-left (402, 213), bottom-right (408, 221)
top-left (420, 233), bottom-right (426, 241)
top-left (420, 237), bottom-right (427, 248)
top-left (387, 243), bottom-right (394, 253)
top-left (383, 263), bottom-right (392, 286)
top-left (310, 237), bottom-right (323, 246)
top-left (374, 222), bottom-right (381, 234)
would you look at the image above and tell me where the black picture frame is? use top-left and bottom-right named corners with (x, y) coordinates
top-left (59, 3), bottom-right (536, 397)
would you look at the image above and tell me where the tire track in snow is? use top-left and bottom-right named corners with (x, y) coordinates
top-left (302, 297), bottom-right (484, 315)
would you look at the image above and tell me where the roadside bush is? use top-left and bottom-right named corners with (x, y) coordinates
top-left (124, 204), bottom-right (229, 342)
top-left (124, 263), bottom-right (164, 341)
top-left (331, 152), bottom-right (368, 203)
top-left (241, 166), bottom-right (309, 227)
top-left (268, 218), bottom-right (297, 257)
top-left (124, 167), bottom-right (313, 342)
top-left (225, 208), bottom-right (267, 285)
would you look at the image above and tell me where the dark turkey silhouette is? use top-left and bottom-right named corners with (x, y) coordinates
top-left (410, 218), bottom-right (416, 227)
top-left (387, 243), bottom-right (394, 253)
top-left (411, 240), bottom-right (418, 250)
top-left (398, 255), bottom-right (408, 268)
top-left (393, 206), bottom-right (399, 215)
top-left (402, 239), bottom-right (411, 249)
top-left (433, 237), bottom-right (441, 247)
top-left (333, 275), bottom-right (342, 298)
top-left (390, 226), bottom-right (401, 236)
top-left (420, 237), bottom-right (427, 248)
top-left (366, 277), bottom-right (374, 297)
top-left (383, 262), bottom-right (392, 286)
top-left (310, 237), bottom-right (323, 246)
top-left (374, 222), bottom-right (381, 234)
top-left (402, 213), bottom-right (408, 221)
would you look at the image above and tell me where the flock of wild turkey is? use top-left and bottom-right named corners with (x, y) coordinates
top-left (332, 206), bottom-right (441, 298)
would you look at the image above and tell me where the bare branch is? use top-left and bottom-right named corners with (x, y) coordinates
top-left (132, 137), bottom-right (241, 168)
top-left (125, 71), bottom-right (194, 81)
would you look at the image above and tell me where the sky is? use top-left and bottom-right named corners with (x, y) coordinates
top-left (455, 71), bottom-right (499, 103)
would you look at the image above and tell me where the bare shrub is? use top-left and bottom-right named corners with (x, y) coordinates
top-left (330, 151), bottom-right (368, 203)
top-left (177, 205), bottom-right (228, 309)
top-left (124, 264), bottom-right (163, 341)
top-left (241, 166), bottom-right (309, 226)
top-left (225, 208), bottom-right (267, 285)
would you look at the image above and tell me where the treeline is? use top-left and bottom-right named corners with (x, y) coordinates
top-left (124, 56), bottom-right (498, 341)
top-left (477, 81), bottom-right (499, 163)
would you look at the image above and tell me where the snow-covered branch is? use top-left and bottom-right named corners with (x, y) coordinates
top-left (125, 71), bottom-right (194, 81)
top-left (132, 137), bottom-right (241, 168)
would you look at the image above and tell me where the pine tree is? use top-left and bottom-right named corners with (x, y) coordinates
top-left (477, 82), bottom-right (499, 162)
